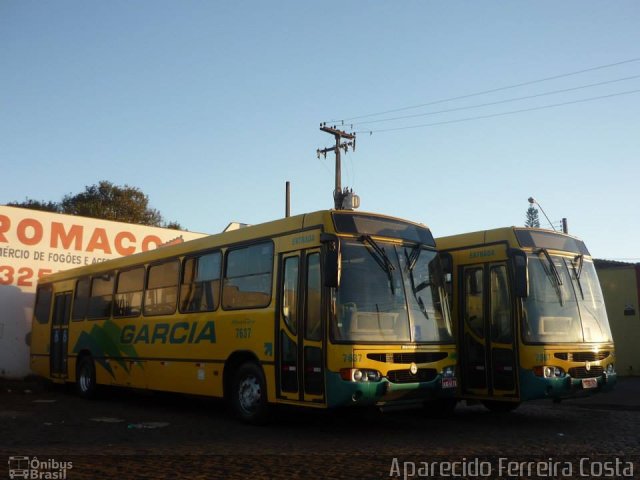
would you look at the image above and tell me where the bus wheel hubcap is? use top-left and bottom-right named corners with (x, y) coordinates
top-left (239, 376), bottom-right (261, 412)
top-left (80, 366), bottom-right (91, 391)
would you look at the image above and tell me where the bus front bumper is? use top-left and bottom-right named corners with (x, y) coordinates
top-left (520, 369), bottom-right (618, 401)
top-left (325, 371), bottom-right (457, 409)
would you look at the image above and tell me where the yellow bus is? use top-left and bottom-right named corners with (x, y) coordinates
top-left (436, 227), bottom-right (616, 412)
top-left (30, 210), bottom-right (457, 422)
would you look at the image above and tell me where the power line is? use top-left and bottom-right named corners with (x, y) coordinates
top-left (354, 88), bottom-right (640, 134)
top-left (327, 56), bottom-right (640, 123)
top-left (347, 75), bottom-right (640, 127)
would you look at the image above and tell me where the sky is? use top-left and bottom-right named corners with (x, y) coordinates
top-left (1, 1), bottom-right (639, 261)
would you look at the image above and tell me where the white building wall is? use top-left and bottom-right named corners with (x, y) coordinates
top-left (0, 206), bottom-right (208, 378)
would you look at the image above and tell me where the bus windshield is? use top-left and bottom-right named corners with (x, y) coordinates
top-left (523, 254), bottom-right (612, 343)
top-left (331, 239), bottom-right (453, 344)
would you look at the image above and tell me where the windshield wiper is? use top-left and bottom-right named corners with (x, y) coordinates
top-left (536, 248), bottom-right (564, 306)
top-left (573, 254), bottom-right (584, 279)
top-left (403, 245), bottom-right (431, 321)
top-left (405, 244), bottom-right (421, 272)
top-left (360, 235), bottom-right (395, 294)
top-left (572, 254), bottom-right (585, 299)
top-left (537, 248), bottom-right (562, 286)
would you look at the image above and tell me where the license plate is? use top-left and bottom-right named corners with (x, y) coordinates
top-left (442, 378), bottom-right (457, 389)
top-left (582, 378), bottom-right (598, 389)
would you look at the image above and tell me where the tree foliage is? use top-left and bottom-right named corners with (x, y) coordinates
top-left (525, 206), bottom-right (540, 228)
top-left (7, 181), bottom-right (182, 229)
top-left (6, 198), bottom-right (61, 213)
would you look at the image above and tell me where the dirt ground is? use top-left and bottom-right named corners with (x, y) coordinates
top-left (1, 377), bottom-right (639, 479)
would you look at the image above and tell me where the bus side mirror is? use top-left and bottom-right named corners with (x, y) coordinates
top-left (321, 234), bottom-right (341, 288)
top-left (439, 252), bottom-right (452, 276)
top-left (510, 249), bottom-right (528, 298)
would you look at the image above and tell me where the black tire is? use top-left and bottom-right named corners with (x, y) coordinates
top-left (230, 362), bottom-right (270, 424)
top-left (482, 400), bottom-right (520, 413)
top-left (76, 356), bottom-right (97, 399)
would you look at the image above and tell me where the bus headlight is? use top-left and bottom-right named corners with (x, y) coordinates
top-left (340, 368), bottom-right (382, 382)
top-left (533, 366), bottom-right (566, 378)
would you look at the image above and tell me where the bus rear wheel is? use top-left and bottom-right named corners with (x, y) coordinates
top-left (482, 400), bottom-right (520, 413)
top-left (231, 362), bottom-right (270, 424)
top-left (76, 356), bottom-right (97, 399)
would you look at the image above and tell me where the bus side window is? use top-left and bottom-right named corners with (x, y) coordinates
top-left (223, 242), bottom-right (273, 309)
top-left (88, 273), bottom-right (115, 320)
top-left (490, 265), bottom-right (512, 343)
top-left (180, 252), bottom-right (221, 313)
top-left (305, 253), bottom-right (322, 341)
top-left (144, 260), bottom-right (180, 316)
top-left (282, 256), bottom-right (299, 334)
top-left (464, 267), bottom-right (484, 337)
top-left (34, 285), bottom-right (53, 324)
top-left (72, 277), bottom-right (90, 321)
top-left (114, 267), bottom-right (144, 318)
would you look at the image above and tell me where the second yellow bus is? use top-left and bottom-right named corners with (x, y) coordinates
top-left (437, 227), bottom-right (616, 411)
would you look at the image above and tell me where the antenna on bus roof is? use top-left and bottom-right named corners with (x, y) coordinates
top-left (316, 123), bottom-right (360, 210)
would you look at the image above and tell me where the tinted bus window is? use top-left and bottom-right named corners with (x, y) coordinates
top-left (333, 213), bottom-right (435, 246)
top-left (72, 277), bottom-right (90, 321)
top-left (223, 242), bottom-right (273, 309)
top-left (515, 229), bottom-right (590, 255)
top-left (88, 273), bottom-right (115, 319)
top-left (144, 260), bottom-right (179, 316)
top-left (282, 256), bottom-right (299, 334)
top-left (305, 253), bottom-right (322, 341)
top-left (114, 267), bottom-right (144, 318)
top-left (180, 252), bottom-right (221, 313)
top-left (34, 285), bottom-right (53, 324)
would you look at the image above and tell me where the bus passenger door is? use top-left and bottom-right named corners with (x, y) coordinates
top-left (461, 266), bottom-right (488, 394)
top-left (301, 251), bottom-right (324, 402)
top-left (487, 264), bottom-right (517, 398)
top-left (460, 264), bottom-right (517, 398)
top-left (277, 250), bottom-right (325, 403)
top-left (50, 291), bottom-right (72, 378)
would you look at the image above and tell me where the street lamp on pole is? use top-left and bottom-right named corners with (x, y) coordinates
top-left (528, 197), bottom-right (557, 232)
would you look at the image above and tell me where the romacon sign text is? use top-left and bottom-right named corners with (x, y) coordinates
top-left (0, 205), bottom-right (208, 378)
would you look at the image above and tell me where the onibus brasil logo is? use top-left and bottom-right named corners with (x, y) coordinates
top-left (8, 456), bottom-right (72, 479)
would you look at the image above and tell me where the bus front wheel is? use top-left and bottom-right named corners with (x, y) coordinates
top-left (231, 362), bottom-right (269, 424)
top-left (76, 356), bottom-right (97, 399)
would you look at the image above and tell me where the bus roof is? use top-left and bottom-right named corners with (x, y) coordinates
top-left (38, 209), bottom-right (432, 284)
top-left (436, 226), bottom-right (590, 256)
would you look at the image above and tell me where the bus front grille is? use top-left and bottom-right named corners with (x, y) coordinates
top-left (367, 352), bottom-right (448, 364)
top-left (555, 351), bottom-right (610, 362)
top-left (386, 368), bottom-right (438, 384)
top-left (568, 366), bottom-right (604, 379)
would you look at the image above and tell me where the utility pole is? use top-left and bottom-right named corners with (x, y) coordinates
top-left (316, 123), bottom-right (356, 210)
